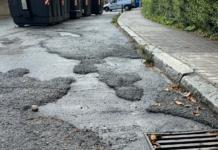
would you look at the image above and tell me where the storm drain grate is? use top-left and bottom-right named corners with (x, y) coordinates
top-left (144, 130), bottom-right (218, 150)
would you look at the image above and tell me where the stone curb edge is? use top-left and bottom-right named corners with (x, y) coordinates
top-left (118, 12), bottom-right (218, 115)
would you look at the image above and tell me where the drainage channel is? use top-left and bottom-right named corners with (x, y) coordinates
top-left (144, 130), bottom-right (218, 150)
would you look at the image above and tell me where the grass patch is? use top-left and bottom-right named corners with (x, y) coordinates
top-left (130, 37), bottom-right (136, 43)
top-left (111, 13), bottom-right (121, 23)
top-left (137, 45), bottom-right (153, 65)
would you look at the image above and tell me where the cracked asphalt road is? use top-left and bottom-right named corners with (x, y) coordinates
top-left (0, 11), bottom-right (213, 149)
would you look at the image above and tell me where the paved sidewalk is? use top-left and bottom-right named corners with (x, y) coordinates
top-left (120, 9), bottom-right (218, 87)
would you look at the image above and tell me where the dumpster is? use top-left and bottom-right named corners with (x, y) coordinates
top-left (91, 0), bottom-right (103, 15)
top-left (61, 0), bottom-right (70, 20)
top-left (69, 0), bottom-right (83, 19)
top-left (82, 0), bottom-right (92, 16)
top-left (8, 0), bottom-right (64, 27)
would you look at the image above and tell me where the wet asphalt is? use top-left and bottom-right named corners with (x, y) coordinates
top-left (0, 11), bottom-right (213, 149)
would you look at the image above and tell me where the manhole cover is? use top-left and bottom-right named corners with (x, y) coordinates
top-left (144, 130), bottom-right (218, 150)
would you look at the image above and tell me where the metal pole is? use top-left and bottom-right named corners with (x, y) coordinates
top-left (121, 4), bottom-right (123, 13)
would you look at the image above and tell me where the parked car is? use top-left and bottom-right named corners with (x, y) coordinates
top-left (103, 0), bottom-right (135, 11)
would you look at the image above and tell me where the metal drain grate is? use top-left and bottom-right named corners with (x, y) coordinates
top-left (144, 130), bottom-right (218, 150)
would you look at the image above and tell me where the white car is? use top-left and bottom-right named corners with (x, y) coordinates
top-left (103, 0), bottom-right (135, 11)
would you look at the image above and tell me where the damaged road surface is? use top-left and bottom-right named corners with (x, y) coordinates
top-left (0, 12), bottom-right (215, 149)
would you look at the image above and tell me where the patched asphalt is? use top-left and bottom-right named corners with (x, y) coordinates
top-left (147, 89), bottom-right (218, 128)
top-left (0, 69), bottom-right (107, 150)
top-left (0, 11), bottom-right (215, 149)
top-left (98, 72), bottom-right (143, 101)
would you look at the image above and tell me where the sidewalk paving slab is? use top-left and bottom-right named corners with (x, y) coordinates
top-left (118, 8), bottom-right (218, 115)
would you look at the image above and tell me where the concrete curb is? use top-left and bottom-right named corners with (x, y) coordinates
top-left (118, 13), bottom-right (193, 84)
top-left (181, 73), bottom-right (218, 115)
top-left (118, 12), bottom-right (218, 115)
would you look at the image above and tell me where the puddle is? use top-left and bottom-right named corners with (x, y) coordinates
top-left (59, 32), bottom-right (81, 37)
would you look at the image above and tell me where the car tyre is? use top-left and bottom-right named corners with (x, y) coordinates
top-left (124, 5), bottom-right (129, 11)
top-left (105, 7), bottom-right (109, 12)
top-left (110, 10), bottom-right (112, 12)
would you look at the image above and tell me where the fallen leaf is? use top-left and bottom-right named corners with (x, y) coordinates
top-left (84, 104), bottom-right (89, 109)
top-left (187, 96), bottom-right (191, 101)
top-left (196, 106), bottom-right (205, 110)
top-left (175, 101), bottom-right (184, 106)
top-left (152, 141), bottom-right (161, 148)
top-left (149, 63), bottom-right (154, 67)
top-left (211, 114), bottom-right (215, 118)
top-left (150, 134), bottom-right (162, 142)
top-left (174, 98), bottom-right (178, 101)
top-left (163, 85), bottom-right (175, 91)
top-left (183, 92), bottom-right (191, 98)
top-left (154, 103), bottom-right (162, 106)
top-left (150, 134), bottom-right (157, 141)
top-left (193, 111), bottom-right (199, 114)
top-left (171, 84), bottom-right (181, 89)
top-left (175, 85), bottom-right (181, 89)
top-left (190, 97), bottom-right (197, 103)
top-left (145, 63), bottom-right (154, 68)
top-left (169, 87), bottom-right (173, 91)
top-left (163, 88), bottom-right (170, 91)
top-left (195, 114), bottom-right (200, 116)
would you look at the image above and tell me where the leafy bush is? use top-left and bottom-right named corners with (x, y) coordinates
top-left (185, 25), bottom-right (196, 31)
top-left (142, 0), bottom-right (218, 35)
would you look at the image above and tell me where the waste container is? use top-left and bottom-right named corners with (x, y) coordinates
top-left (8, 0), bottom-right (64, 27)
top-left (61, 0), bottom-right (70, 20)
top-left (82, 0), bottom-right (92, 16)
top-left (91, 0), bottom-right (103, 15)
top-left (69, 0), bottom-right (83, 19)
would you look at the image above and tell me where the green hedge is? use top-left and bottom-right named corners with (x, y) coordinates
top-left (142, 0), bottom-right (218, 34)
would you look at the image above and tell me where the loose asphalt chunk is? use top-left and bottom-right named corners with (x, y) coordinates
top-left (147, 89), bottom-right (218, 128)
top-left (0, 68), bottom-right (109, 150)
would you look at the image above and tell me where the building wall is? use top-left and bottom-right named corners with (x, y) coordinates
top-left (0, 0), bottom-right (10, 16)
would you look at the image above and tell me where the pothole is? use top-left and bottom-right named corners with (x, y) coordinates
top-left (59, 32), bottom-right (81, 37)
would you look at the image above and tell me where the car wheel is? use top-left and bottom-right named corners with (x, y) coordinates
top-left (124, 5), bottom-right (129, 11)
top-left (105, 7), bottom-right (109, 12)
top-left (110, 10), bottom-right (112, 12)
